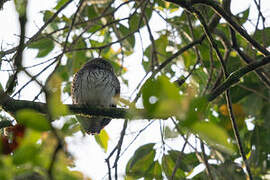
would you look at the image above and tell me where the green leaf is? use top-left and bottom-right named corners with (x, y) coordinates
top-left (57, 65), bottom-right (69, 81)
top-left (144, 4), bottom-right (153, 21)
top-left (42, 10), bottom-right (59, 30)
top-left (126, 143), bottom-right (157, 179)
top-left (182, 97), bottom-right (208, 126)
top-left (226, 56), bottom-right (243, 74)
top-left (16, 109), bottom-right (50, 131)
top-left (192, 67), bottom-right (208, 93)
top-left (118, 24), bottom-right (135, 50)
top-left (12, 129), bottom-right (41, 165)
top-left (229, 84), bottom-right (252, 103)
top-left (72, 38), bottom-right (87, 66)
top-left (61, 117), bottom-right (80, 135)
top-left (69, 38), bottom-right (87, 73)
top-left (14, 0), bottom-right (27, 16)
top-left (178, 152), bottom-right (199, 172)
top-left (142, 77), bottom-right (161, 116)
top-left (162, 151), bottom-right (200, 178)
top-left (43, 10), bottom-right (54, 22)
top-left (47, 74), bottom-right (69, 119)
top-left (94, 129), bottom-right (109, 152)
top-left (164, 126), bottom-right (178, 139)
top-left (162, 151), bottom-right (186, 179)
top-left (85, 5), bottom-right (98, 19)
top-left (182, 49), bottom-right (197, 68)
top-left (236, 7), bottom-right (250, 25)
top-left (146, 161), bottom-right (163, 180)
top-left (155, 34), bottom-right (168, 62)
top-left (129, 13), bottom-right (141, 32)
top-left (13, 144), bottom-right (40, 165)
top-left (143, 35), bottom-right (169, 68)
top-left (142, 75), bottom-right (183, 118)
top-left (242, 93), bottom-right (263, 117)
top-left (54, 0), bottom-right (69, 10)
top-left (22, 129), bottom-right (42, 145)
top-left (253, 27), bottom-right (270, 48)
top-left (191, 122), bottom-right (235, 153)
top-left (28, 38), bottom-right (54, 58)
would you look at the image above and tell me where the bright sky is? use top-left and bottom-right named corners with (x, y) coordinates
top-left (0, 0), bottom-right (270, 179)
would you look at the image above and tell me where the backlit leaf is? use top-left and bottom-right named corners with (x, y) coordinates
top-left (14, 0), bottom-right (27, 16)
top-left (55, 0), bottom-right (69, 10)
top-left (13, 144), bottom-right (40, 165)
top-left (182, 97), bottom-right (208, 126)
top-left (142, 75), bottom-right (182, 118)
top-left (16, 109), bottom-right (50, 131)
top-left (47, 74), bottom-right (69, 119)
top-left (94, 129), bottom-right (109, 152)
top-left (28, 38), bottom-right (54, 58)
top-left (191, 122), bottom-right (235, 153)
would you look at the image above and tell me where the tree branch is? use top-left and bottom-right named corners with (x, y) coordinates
top-left (1, 55), bottom-right (269, 119)
top-left (207, 55), bottom-right (270, 101)
top-left (0, 0), bottom-right (73, 57)
top-left (0, 91), bottom-right (146, 119)
top-left (164, 0), bottom-right (270, 56)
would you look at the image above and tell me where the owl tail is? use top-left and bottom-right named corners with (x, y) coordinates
top-left (76, 115), bottom-right (111, 134)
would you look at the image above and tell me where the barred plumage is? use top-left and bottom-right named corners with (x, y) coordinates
top-left (71, 58), bottom-right (120, 134)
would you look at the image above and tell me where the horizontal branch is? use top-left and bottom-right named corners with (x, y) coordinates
top-left (1, 56), bottom-right (269, 119)
top-left (0, 91), bottom-right (152, 120)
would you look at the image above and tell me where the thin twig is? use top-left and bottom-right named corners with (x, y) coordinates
top-left (230, 28), bottom-right (270, 89)
top-left (225, 90), bottom-right (253, 179)
top-left (164, 0), bottom-right (270, 56)
top-left (207, 55), bottom-right (270, 101)
top-left (105, 157), bottom-right (112, 180)
top-left (120, 120), bottom-right (155, 157)
top-left (200, 140), bottom-right (214, 180)
top-left (113, 120), bottom-right (128, 180)
top-left (48, 142), bottom-right (62, 180)
top-left (171, 140), bottom-right (188, 180)
top-left (1, 0), bottom-right (73, 57)
top-left (5, 11), bottom-right (27, 94)
top-left (194, 8), bottom-right (253, 180)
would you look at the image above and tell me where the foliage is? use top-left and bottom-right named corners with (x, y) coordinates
top-left (0, 0), bottom-right (269, 179)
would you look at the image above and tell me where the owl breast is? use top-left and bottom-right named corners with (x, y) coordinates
top-left (72, 68), bottom-right (117, 107)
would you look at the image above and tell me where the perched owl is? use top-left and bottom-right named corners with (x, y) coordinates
top-left (71, 58), bottom-right (120, 134)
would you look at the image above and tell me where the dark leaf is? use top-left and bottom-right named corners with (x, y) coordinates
top-left (28, 38), bottom-right (54, 58)
top-left (126, 143), bottom-right (157, 179)
top-left (253, 27), bottom-right (270, 47)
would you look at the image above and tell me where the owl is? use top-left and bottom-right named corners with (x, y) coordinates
top-left (71, 58), bottom-right (120, 134)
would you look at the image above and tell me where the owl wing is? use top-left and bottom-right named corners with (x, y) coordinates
top-left (112, 72), bottom-right (120, 98)
top-left (110, 72), bottom-right (120, 109)
top-left (99, 73), bottom-right (120, 131)
top-left (71, 70), bottom-right (84, 104)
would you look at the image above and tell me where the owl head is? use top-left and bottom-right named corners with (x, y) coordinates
top-left (83, 58), bottom-right (114, 73)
